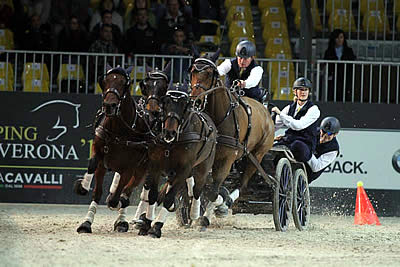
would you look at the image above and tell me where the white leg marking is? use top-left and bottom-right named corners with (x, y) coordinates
top-left (203, 195), bottom-right (223, 223)
top-left (152, 207), bottom-right (170, 226)
top-left (146, 204), bottom-right (156, 221)
top-left (84, 201), bottom-right (98, 224)
top-left (230, 189), bottom-right (240, 203)
top-left (190, 197), bottom-right (201, 220)
top-left (109, 172), bottom-right (121, 194)
top-left (186, 176), bottom-right (195, 198)
top-left (133, 187), bottom-right (150, 221)
top-left (81, 173), bottom-right (94, 191)
top-left (117, 207), bottom-right (127, 222)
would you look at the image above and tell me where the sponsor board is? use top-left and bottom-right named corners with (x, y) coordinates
top-left (0, 92), bottom-right (101, 203)
top-left (311, 129), bottom-right (400, 190)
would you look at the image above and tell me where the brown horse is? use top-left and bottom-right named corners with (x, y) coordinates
top-left (74, 66), bottom-right (150, 233)
top-left (190, 50), bottom-right (275, 227)
top-left (137, 90), bottom-right (217, 238)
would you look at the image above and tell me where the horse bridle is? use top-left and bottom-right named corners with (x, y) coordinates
top-left (140, 70), bottom-right (169, 107)
top-left (190, 58), bottom-right (220, 92)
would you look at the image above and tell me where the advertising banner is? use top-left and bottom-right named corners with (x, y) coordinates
top-left (311, 129), bottom-right (400, 190)
top-left (0, 92), bottom-right (102, 203)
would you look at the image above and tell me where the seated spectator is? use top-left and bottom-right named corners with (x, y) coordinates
top-left (157, 0), bottom-right (193, 46)
top-left (192, 0), bottom-right (221, 21)
top-left (0, 0), bottom-right (14, 28)
top-left (124, 8), bottom-right (158, 57)
top-left (21, 0), bottom-right (51, 25)
top-left (90, 0), bottom-right (123, 33)
top-left (50, 0), bottom-right (90, 35)
top-left (91, 10), bottom-right (122, 49)
top-left (323, 28), bottom-right (356, 102)
top-left (21, 14), bottom-right (52, 51)
top-left (161, 27), bottom-right (191, 82)
top-left (57, 16), bottom-right (89, 52)
top-left (124, 0), bottom-right (157, 31)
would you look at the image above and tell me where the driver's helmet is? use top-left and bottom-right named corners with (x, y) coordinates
top-left (293, 77), bottom-right (312, 90)
top-left (320, 116), bottom-right (341, 135)
top-left (235, 40), bottom-right (256, 59)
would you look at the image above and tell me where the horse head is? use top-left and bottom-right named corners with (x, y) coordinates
top-left (161, 90), bottom-right (190, 143)
top-left (190, 48), bottom-right (221, 104)
top-left (139, 62), bottom-right (172, 117)
top-left (100, 65), bottom-right (132, 117)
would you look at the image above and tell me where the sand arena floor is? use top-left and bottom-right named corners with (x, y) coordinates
top-left (0, 203), bottom-right (399, 267)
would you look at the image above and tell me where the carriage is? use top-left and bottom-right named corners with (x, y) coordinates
top-left (176, 144), bottom-right (311, 232)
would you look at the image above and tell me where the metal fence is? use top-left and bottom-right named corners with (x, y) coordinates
top-left (0, 50), bottom-right (125, 94)
top-left (316, 59), bottom-right (400, 104)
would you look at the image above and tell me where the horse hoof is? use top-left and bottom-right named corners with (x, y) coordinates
top-left (148, 222), bottom-right (163, 238)
top-left (73, 179), bottom-right (88, 196)
top-left (77, 221), bottom-right (92, 233)
top-left (106, 194), bottom-right (120, 210)
top-left (114, 221), bottom-right (129, 232)
top-left (214, 203), bottom-right (229, 218)
top-left (199, 216), bottom-right (210, 227)
top-left (137, 214), bottom-right (151, 236)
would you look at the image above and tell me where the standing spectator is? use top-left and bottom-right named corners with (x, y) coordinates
top-left (323, 28), bottom-right (356, 102)
top-left (89, 24), bottom-right (119, 77)
top-left (21, 0), bottom-right (51, 25)
top-left (124, 8), bottom-right (158, 57)
top-left (21, 14), bottom-right (52, 51)
top-left (57, 16), bottom-right (89, 52)
top-left (0, 0), bottom-right (14, 28)
top-left (192, 0), bottom-right (221, 21)
top-left (91, 10), bottom-right (122, 48)
top-left (161, 27), bottom-right (191, 82)
top-left (157, 0), bottom-right (193, 46)
top-left (124, 0), bottom-right (157, 31)
top-left (50, 0), bottom-right (90, 35)
top-left (90, 0), bottom-right (123, 33)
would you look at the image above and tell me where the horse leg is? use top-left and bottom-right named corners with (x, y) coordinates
top-left (77, 163), bottom-right (106, 233)
top-left (137, 175), bottom-right (159, 236)
top-left (148, 182), bottom-right (180, 238)
top-left (106, 170), bottom-right (132, 210)
top-left (132, 185), bottom-right (150, 228)
top-left (73, 156), bottom-right (98, 195)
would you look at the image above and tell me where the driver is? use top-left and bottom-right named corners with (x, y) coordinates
top-left (217, 40), bottom-right (264, 102)
top-left (306, 116), bottom-right (341, 183)
top-left (271, 77), bottom-right (320, 163)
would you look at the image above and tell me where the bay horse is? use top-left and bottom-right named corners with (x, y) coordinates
top-left (74, 66), bottom-right (151, 233)
top-left (137, 90), bottom-right (217, 238)
top-left (189, 49), bottom-right (275, 228)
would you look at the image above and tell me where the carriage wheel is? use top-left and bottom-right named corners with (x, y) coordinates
top-left (292, 169), bottom-right (310, 231)
top-left (175, 188), bottom-right (207, 227)
top-left (272, 158), bottom-right (293, 232)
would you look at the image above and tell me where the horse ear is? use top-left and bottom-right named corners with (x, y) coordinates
top-left (168, 77), bottom-right (174, 90)
top-left (192, 44), bottom-right (200, 59)
top-left (145, 64), bottom-right (153, 74)
top-left (126, 66), bottom-right (133, 76)
top-left (211, 48), bottom-right (221, 62)
top-left (163, 61), bottom-right (172, 77)
top-left (106, 63), bottom-right (113, 73)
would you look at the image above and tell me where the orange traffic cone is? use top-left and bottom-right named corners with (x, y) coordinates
top-left (354, 181), bottom-right (381, 225)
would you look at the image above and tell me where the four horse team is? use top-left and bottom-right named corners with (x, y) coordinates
top-left (73, 50), bottom-right (309, 237)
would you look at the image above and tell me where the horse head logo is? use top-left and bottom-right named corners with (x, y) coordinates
top-left (31, 100), bottom-right (81, 142)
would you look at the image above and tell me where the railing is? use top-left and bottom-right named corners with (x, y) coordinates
top-left (0, 50), bottom-right (125, 94)
top-left (316, 59), bottom-right (400, 104)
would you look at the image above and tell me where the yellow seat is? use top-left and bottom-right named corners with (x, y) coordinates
top-left (295, 8), bottom-right (322, 32)
top-left (0, 62), bottom-right (14, 91)
top-left (228, 20), bottom-right (254, 42)
top-left (199, 35), bottom-right (221, 45)
top-left (227, 5), bottom-right (253, 24)
top-left (22, 63), bottom-right (50, 92)
top-left (0, 28), bottom-right (15, 50)
top-left (262, 22), bottom-right (289, 43)
top-left (270, 68), bottom-right (295, 100)
top-left (199, 19), bottom-right (221, 37)
top-left (230, 36), bottom-right (256, 57)
top-left (360, 0), bottom-right (384, 16)
top-left (261, 6), bottom-right (287, 26)
top-left (292, 0), bottom-right (318, 14)
top-left (326, 0), bottom-right (352, 14)
top-left (394, 0), bottom-right (400, 15)
top-left (258, 0), bottom-right (284, 13)
top-left (264, 37), bottom-right (291, 58)
top-left (363, 10), bottom-right (390, 33)
top-left (328, 9), bottom-right (356, 32)
top-left (224, 0), bottom-right (250, 9)
top-left (57, 64), bottom-right (84, 83)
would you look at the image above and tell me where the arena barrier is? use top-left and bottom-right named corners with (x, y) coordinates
top-left (315, 59), bottom-right (400, 104)
top-left (0, 91), bottom-right (399, 216)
